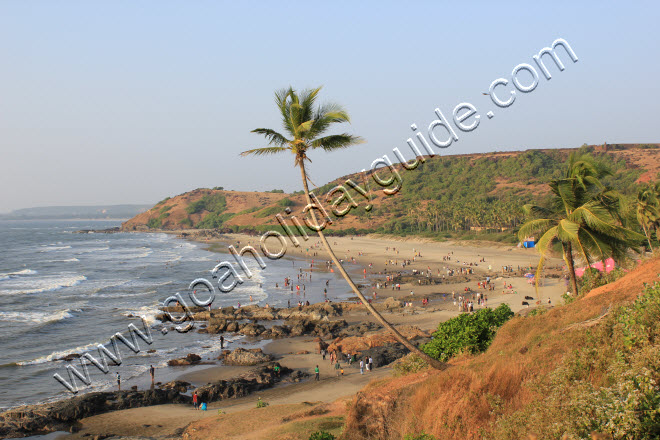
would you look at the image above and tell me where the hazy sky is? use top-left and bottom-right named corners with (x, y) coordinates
top-left (1, 1), bottom-right (659, 212)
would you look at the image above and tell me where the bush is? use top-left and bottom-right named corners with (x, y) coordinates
top-left (256, 397), bottom-right (269, 408)
top-left (146, 218), bottom-right (162, 229)
top-left (179, 218), bottom-right (193, 227)
top-left (578, 267), bottom-right (626, 295)
top-left (422, 304), bottom-right (514, 361)
top-left (393, 354), bottom-right (429, 376)
top-left (403, 433), bottom-right (438, 440)
top-left (186, 193), bottom-right (227, 215)
top-left (492, 282), bottom-right (660, 438)
top-left (196, 212), bottom-right (234, 229)
top-left (309, 431), bottom-right (335, 440)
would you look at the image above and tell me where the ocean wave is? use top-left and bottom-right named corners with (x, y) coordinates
top-left (122, 305), bottom-right (162, 325)
top-left (16, 341), bottom-right (101, 366)
top-left (75, 246), bottom-right (110, 254)
top-left (44, 258), bottom-right (79, 263)
top-left (38, 245), bottom-right (72, 252)
top-left (0, 274), bottom-right (87, 295)
top-left (0, 269), bottom-right (38, 278)
top-left (0, 309), bottom-right (77, 324)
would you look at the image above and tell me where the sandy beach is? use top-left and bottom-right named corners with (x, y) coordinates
top-left (47, 233), bottom-right (568, 440)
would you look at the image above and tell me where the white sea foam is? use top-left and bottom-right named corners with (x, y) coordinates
top-left (122, 305), bottom-right (162, 325)
top-left (0, 274), bottom-right (87, 295)
top-left (0, 269), bottom-right (38, 277)
top-left (38, 245), bottom-right (72, 253)
top-left (44, 258), bottom-right (79, 263)
top-left (0, 309), bottom-right (76, 324)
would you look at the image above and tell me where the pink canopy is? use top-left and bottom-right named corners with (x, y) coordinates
top-left (575, 258), bottom-right (616, 277)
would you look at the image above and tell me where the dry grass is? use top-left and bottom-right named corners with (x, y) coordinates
top-left (341, 257), bottom-right (660, 440)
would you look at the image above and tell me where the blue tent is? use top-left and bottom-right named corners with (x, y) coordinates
top-left (523, 240), bottom-right (535, 248)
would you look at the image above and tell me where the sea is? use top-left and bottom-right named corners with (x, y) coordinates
top-left (0, 220), bottom-right (352, 410)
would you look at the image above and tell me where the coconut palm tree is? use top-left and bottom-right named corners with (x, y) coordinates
top-left (636, 185), bottom-right (659, 251)
top-left (518, 153), bottom-right (643, 296)
top-left (242, 86), bottom-right (445, 369)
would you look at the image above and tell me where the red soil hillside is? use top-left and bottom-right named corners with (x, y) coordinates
top-left (342, 256), bottom-right (660, 439)
top-left (121, 145), bottom-right (660, 233)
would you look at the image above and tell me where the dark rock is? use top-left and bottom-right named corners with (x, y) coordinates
top-left (167, 353), bottom-right (202, 366)
top-left (0, 388), bottom-right (187, 438)
top-left (159, 380), bottom-right (191, 393)
top-left (238, 323), bottom-right (266, 337)
top-left (358, 343), bottom-right (410, 367)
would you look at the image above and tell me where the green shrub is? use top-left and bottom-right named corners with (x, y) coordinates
top-left (256, 397), bottom-right (269, 408)
top-left (277, 197), bottom-right (295, 207)
top-left (179, 218), bottom-right (193, 227)
top-left (309, 431), bottom-right (335, 440)
top-left (254, 205), bottom-right (284, 218)
top-left (196, 212), bottom-right (234, 229)
top-left (393, 354), bottom-right (429, 376)
top-left (212, 186), bottom-right (224, 190)
top-left (186, 193), bottom-right (227, 215)
top-left (403, 433), bottom-right (438, 440)
top-left (492, 282), bottom-right (660, 439)
top-left (146, 218), bottom-right (162, 229)
top-left (422, 304), bottom-right (513, 361)
top-left (578, 267), bottom-right (626, 295)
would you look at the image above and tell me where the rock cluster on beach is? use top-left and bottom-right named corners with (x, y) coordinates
top-left (0, 388), bottom-right (186, 438)
top-left (0, 363), bottom-right (299, 438)
top-left (219, 348), bottom-right (273, 365)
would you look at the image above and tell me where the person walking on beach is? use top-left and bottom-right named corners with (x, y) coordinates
top-left (116, 372), bottom-right (121, 391)
top-left (360, 359), bottom-right (364, 375)
top-left (149, 365), bottom-right (155, 385)
top-left (368, 357), bottom-right (374, 372)
top-left (335, 362), bottom-right (341, 377)
top-left (315, 365), bottom-right (320, 381)
top-left (220, 335), bottom-right (225, 349)
top-left (193, 391), bottom-right (199, 410)
top-left (322, 349), bottom-right (326, 360)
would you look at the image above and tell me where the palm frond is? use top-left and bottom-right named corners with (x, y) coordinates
top-left (311, 134), bottom-right (365, 151)
top-left (517, 218), bottom-right (554, 241)
top-left (240, 146), bottom-right (288, 157)
top-left (251, 128), bottom-right (290, 147)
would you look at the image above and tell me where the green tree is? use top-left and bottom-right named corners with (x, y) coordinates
top-left (242, 86), bottom-right (444, 369)
top-left (518, 153), bottom-right (642, 296)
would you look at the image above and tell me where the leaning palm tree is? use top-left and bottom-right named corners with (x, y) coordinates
top-left (636, 185), bottom-right (659, 252)
top-left (242, 86), bottom-right (444, 369)
top-left (519, 153), bottom-right (643, 296)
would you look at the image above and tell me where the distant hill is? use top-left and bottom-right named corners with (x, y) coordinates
top-left (121, 144), bottom-right (660, 239)
top-left (0, 204), bottom-right (153, 220)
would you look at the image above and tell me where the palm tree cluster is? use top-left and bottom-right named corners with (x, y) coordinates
top-left (518, 153), bottom-right (644, 296)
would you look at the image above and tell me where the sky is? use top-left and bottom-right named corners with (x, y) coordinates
top-left (1, 1), bottom-right (659, 212)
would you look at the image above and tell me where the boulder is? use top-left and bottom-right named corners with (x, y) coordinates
top-left (221, 348), bottom-right (273, 366)
top-left (239, 323), bottom-right (266, 337)
top-left (159, 380), bottom-right (191, 393)
top-left (167, 353), bottom-right (202, 366)
top-left (225, 321), bottom-right (239, 332)
top-left (384, 296), bottom-right (403, 309)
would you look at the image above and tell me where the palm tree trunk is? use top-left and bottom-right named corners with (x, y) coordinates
top-left (563, 242), bottom-right (579, 296)
top-left (298, 162), bottom-right (445, 370)
top-left (642, 223), bottom-right (654, 253)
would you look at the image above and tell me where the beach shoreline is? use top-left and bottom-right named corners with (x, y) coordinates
top-left (6, 230), bottom-right (568, 439)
